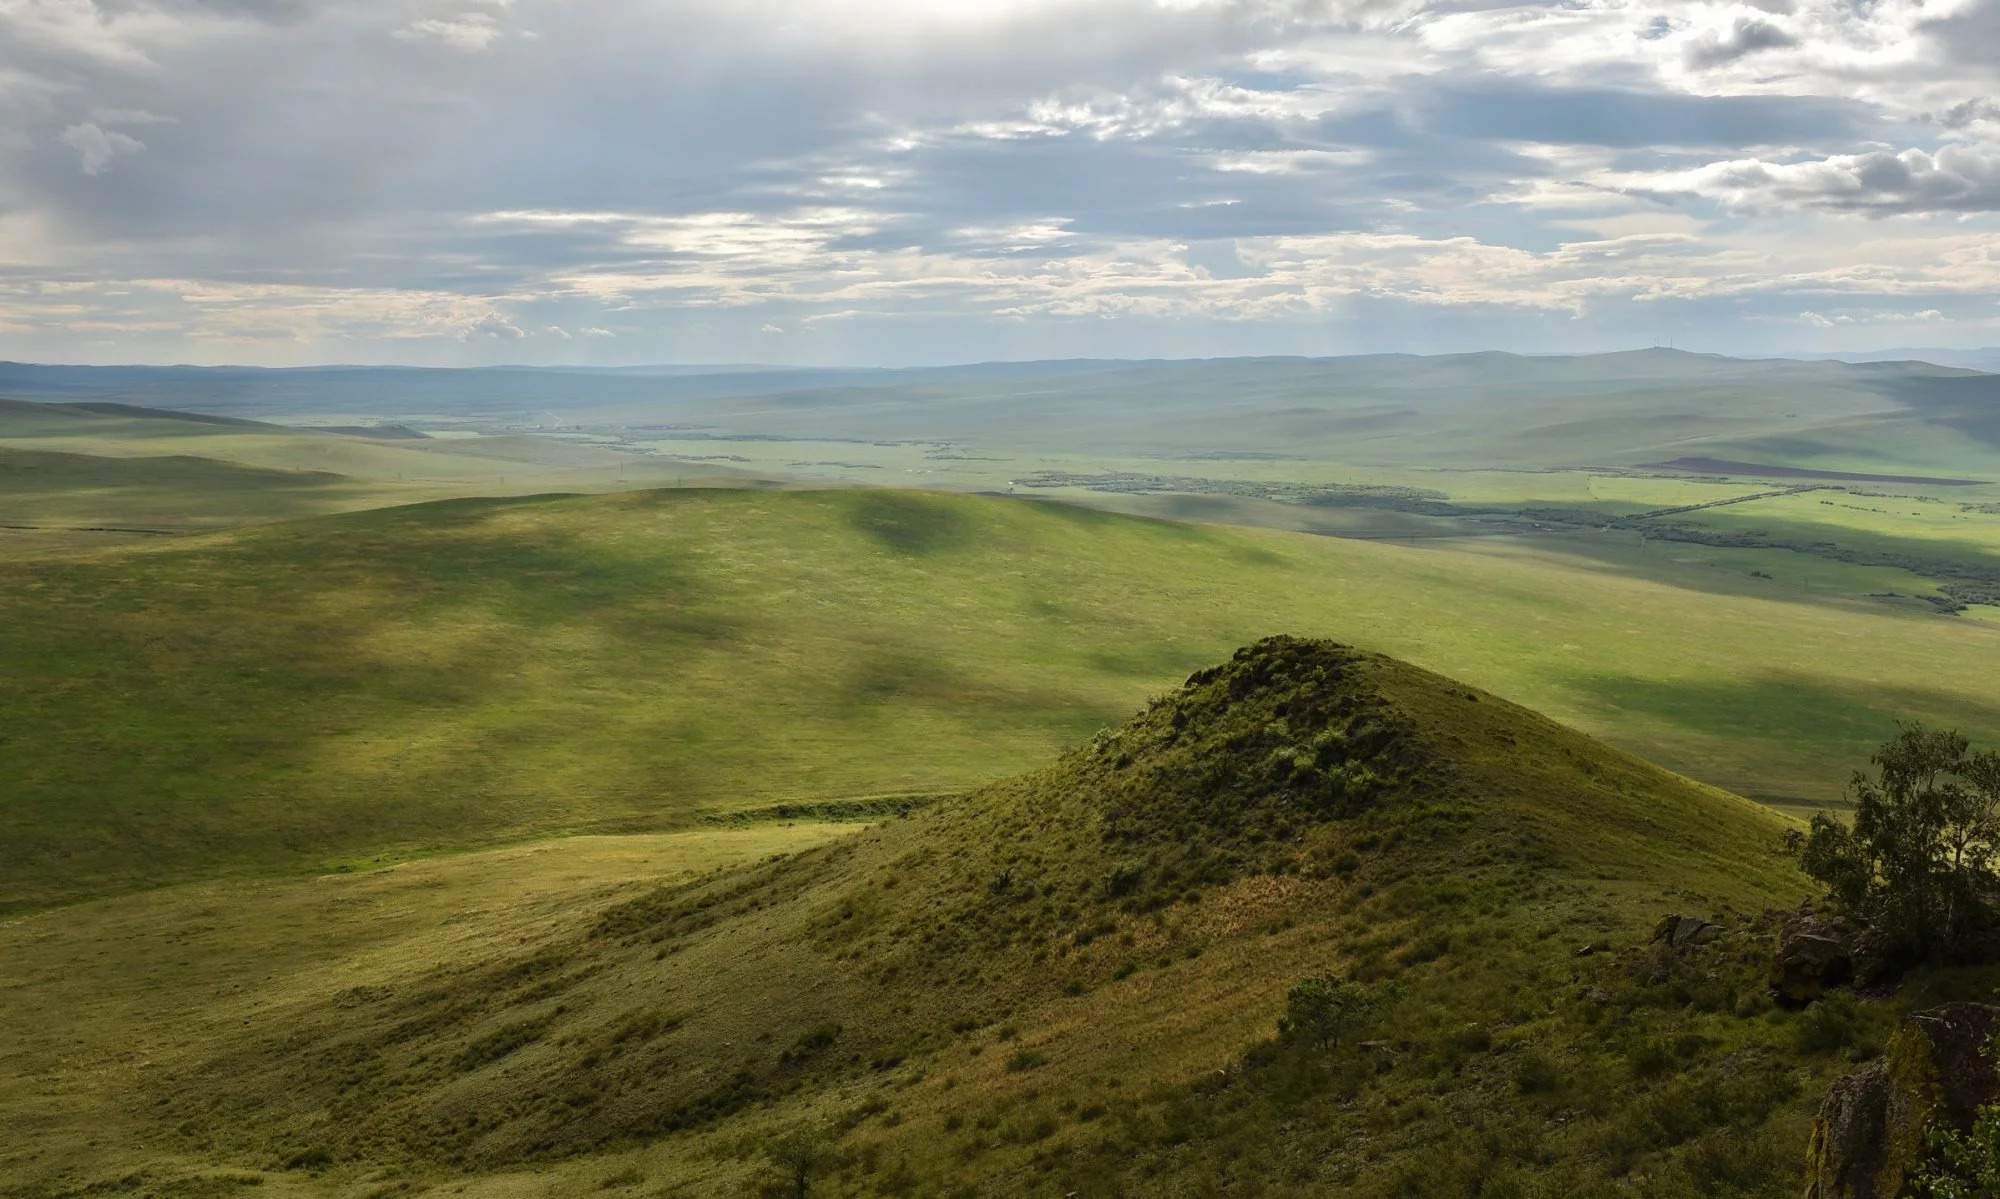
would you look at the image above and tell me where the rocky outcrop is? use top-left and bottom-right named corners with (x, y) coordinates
top-left (1652, 913), bottom-right (1723, 949)
top-left (1804, 1002), bottom-right (2000, 1199)
top-left (1773, 912), bottom-right (1856, 1005)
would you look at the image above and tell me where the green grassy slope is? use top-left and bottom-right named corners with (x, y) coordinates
top-left (0, 822), bottom-right (867, 1199)
top-left (0, 445), bottom-right (359, 530)
top-left (47, 640), bottom-right (1860, 1198)
top-left (5, 487), bottom-right (2000, 912)
top-left (584, 350), bottom-right (2000, 476)
top-left (12, 352), bottom-right (1995, 477)
top-left (0, 399), bottom-right (761, 535)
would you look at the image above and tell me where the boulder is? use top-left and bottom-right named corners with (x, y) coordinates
top-left (1773, 929), bottom-right (1854, 1006)
top-left (1648, 915), bottom-right (1728, 951)
top-left (1804, 1002), bottom-right (2000, 1199)
top-left (1652, 913), bottom-right (1724, 949)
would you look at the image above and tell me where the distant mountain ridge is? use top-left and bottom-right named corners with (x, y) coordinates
top-left (1783, 347), bottom-right (2000, 374)
top-left (4, 348), bottom-right (1995, 475)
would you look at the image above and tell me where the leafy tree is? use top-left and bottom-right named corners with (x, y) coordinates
top-left (1792, 725), bottom-right (2000, 960)
top-left (1277, 973), bottom-right (1371, 1049)
top-left (1925, 1102), bottom-right (2000, 1199)
top-left (764, 1125), bottom-right (835, 1199)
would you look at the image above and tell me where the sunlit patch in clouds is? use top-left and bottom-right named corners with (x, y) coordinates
top-left (1, 0), bottom-right (1998, 364)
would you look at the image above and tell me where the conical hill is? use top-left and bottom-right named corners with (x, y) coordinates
top-left (160, 638), bottom-right (1819, 1195)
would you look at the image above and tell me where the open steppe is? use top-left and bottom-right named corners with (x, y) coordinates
top-left (6, 485), bottom-right (1999, 914)
top-left (5, 351), bottom-right (2000, 1197)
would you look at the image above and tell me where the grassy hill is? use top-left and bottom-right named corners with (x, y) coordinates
top-left (0, 444), bottom-right (355, 531)
top-left (7, 638), bottom-right (1909, 1198)
top-left (10, 351), bottom-right (1994, 475)
top-left (6, 486), bottom-right (2000, 913)
top-left (0, 398), bottom-right (756, 537)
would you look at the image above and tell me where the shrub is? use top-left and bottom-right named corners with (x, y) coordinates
top-left (1926, 1100), bottom-right (2000, 1198)
top-left (1277, 974), bottom-right (1372, 1049)
top-left (1627, 1038), bottom-right (1675, 1080)
top-left (1513, 1050), bottom-right (1561, 1095)
top-left (1794, 1000), bottom-right (1857, 1055)
top-left (1005, 1049), bottom-right (1048, 1073)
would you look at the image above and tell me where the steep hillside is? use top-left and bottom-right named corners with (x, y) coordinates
top-left (125, 639), bottom-right (1834, 1197)
top-left (6, 487), bottom-right (2000, 913)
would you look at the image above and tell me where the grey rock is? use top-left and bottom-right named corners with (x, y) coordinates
top-left (1804, 1002), bottom-right (2000, 1199)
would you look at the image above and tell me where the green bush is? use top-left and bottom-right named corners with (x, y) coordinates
top-left (1794, 1001), bottom-right (1857, 1055)
top-left (1278, 974), bottom-right (1372, 1050)
top-left (1513, 1051), bottom-right (1561, 1095)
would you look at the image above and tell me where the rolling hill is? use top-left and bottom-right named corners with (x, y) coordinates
top-left (6, 486), bottom-right (2000, 913)
top-left (8, 351), bottom-right (1995, 477)
top-left (0, 396), bottom-right (759, 536)
top-left (5, 638), bottom-right (1898, 1198)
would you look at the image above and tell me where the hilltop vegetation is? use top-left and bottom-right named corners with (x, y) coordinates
top-left (6, 487), bottom-right (2000, 911)
top-left (12, 637), bottom-right (1938, 1199)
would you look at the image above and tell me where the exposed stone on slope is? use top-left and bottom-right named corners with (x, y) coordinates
top-left (1774, 910), bottom-right (1856, 1006)
top-left (1804, 1002), bottom-right (2000, 1199)
top-left (1652, 913), bottom-right (1723, 949)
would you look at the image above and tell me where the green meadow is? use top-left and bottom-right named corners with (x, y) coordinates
top-left (4, 351), bottom-right (2000, 1198)
top-left (7, 639), bottom-right (1951, 1199)
top-left (0, 399), bottom-right (759, 537)
top-left (5, 485), bottom-right (1998, 912)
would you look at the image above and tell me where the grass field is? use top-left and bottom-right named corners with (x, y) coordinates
top-left (3, 354), bottom-right (1998, 1197)
top-left (1663, 488), bottom-right (2000, 571)
top-left (4, 486), bottom-right (1999, 913)
top-left (0, 401), bottom-right (763, 537)
top-left (0, 822), bottom-right (863, 1196)
top-left (11, 639), bottom-right (1955, 1199)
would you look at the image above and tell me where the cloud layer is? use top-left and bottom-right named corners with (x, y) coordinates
top-left (1, 0), bottom-right (1998, 364)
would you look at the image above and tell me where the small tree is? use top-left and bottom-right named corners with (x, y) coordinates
top-left (764, 1125), bottom-right (834, 1199)
top-left (1793, 725), bottom-right (2000, 961)
top-left (1277, 973), bottom-right (1371, 1049)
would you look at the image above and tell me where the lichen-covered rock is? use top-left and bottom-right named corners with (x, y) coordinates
top-left (1804, 1002), bottom-right (2000, 1199)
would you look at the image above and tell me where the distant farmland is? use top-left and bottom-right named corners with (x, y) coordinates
top-left (1651, 457), bottom-right (1989, 486)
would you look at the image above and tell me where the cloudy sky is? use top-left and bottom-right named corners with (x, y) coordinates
top-left (2, 0), bottom-right (1998, 365)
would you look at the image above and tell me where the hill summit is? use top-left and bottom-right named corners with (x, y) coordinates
top-left (157, 638), bottom-right (1823, 1196)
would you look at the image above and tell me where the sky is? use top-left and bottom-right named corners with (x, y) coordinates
top-left (1, 0), bottom-right (1998, 366)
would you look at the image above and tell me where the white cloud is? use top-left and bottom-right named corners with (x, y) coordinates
top-left (6, 0), bottom-right (2000, 362)
top-left (458, 311), bottom-right (528, 339)
top-left (394, 14), bottom-right (503, 51)
top-left (58, 122), bottom-right (144, 175)
top-left (1647, 145), bottom-right (2000, 214)
top-left (1797, 307), bottom-right (1945, 327)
